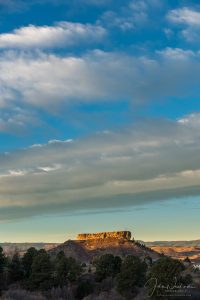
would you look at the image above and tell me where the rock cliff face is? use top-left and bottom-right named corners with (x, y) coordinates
top-left (77, 231), bottom-right (131, 241)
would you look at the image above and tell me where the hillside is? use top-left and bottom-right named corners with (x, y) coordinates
top-left (49, 231), bottom-right (160, 263)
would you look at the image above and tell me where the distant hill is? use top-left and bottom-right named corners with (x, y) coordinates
top-left (149, 245), bottom-right (200, 263)
top-left (141, 239), bottom-right (200, 263)
top-left (0, 243), bottom-right (59, 256)
top-left (143, 239), bottom-right (200, 247)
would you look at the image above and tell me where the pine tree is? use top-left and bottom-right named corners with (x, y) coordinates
top-left (95, 254), bottom-right (122, 281)
top-left (22, 247), bottom-right (38, 278)
top-left (9, 252), bottom-right (24, 283)
top-left (0, 247), bottom-right (7, 290)
top-left (117, 255), bottom-right (147, 299)
top-left (29, 250), bottom-right (52, 290)
top-left (0, 247), bottom-right (6, 274)
top-left (54, 251), bottom-right (68, 287)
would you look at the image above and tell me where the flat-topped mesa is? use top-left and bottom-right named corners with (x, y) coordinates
top-left (76, 231), bottom-right (132, 241)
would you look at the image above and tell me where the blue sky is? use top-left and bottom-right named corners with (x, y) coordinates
top-left (0, 0), bottom-right (200, 241)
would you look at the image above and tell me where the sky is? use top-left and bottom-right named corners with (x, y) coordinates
top-left (0, 0), bottom-right (200, 242)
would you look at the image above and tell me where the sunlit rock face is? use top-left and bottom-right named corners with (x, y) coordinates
top-left (76, 231), bottom-right (132, 240)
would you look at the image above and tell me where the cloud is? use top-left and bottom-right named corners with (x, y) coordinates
top-left (0, 22), bottom-right (106, 49)
top-left (167, 7), bottom-right (200, 43)
top-left (99, 0), bottom-right (166, 32)
top-left (157, 47), bottom-right (195, 60)
top-left (0, 47), bottom-right (200, 131)
top-left (0, 107), bottom-right (39, 134)
top-left (168, 7), bottom-right (200, 26)
top-left (0, 113), bottom-right (200, 220)
top-left (99, 0), bottom-right (149, 31)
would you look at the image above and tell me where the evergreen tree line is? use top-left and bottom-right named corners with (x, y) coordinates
top-left (0, 246), bottom-right (194, 300)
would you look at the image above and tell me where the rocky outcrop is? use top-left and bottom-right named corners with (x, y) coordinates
top-left (77, 231), bottom-right (131, 241)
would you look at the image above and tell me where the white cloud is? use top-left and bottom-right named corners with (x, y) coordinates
top-left (168, 7), bottom-right (200, 26)
top-left (178, 113), bottom-right (200, 127)
top-left (0, 48), bottom-right (199, 107)
top-left (0, 50), bottom-right (198, 133)
top-left (157, 47), bottom-right (195, 60)
top-left (0, 47), bottom-right (200, 132)
top-left (0, 22), bottom-right (106, 49)
top-left (0, 114), bottom-right (200, 220)
top-left (38, 164), bottom-right (62, 172)
top-left (167, 7), bottom-right (200, 43)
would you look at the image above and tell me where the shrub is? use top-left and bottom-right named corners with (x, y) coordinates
top-left (1, 288), bottom-right (46, 300)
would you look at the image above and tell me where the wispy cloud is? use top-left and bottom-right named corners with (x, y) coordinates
top-left (99, 0), bottom-right (149, 31)
top-left (0, 107), bottom-right (39, 134)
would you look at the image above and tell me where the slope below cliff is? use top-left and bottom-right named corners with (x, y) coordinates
top-left (49, 238), bottom-right (159, 262)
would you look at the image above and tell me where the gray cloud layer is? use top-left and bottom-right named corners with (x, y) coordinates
top-left (0, 114), bottom-right (200, 221)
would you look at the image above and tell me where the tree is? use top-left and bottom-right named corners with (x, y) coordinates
top-left (8, 252), bottom-right (24, 283)
top-left (117, 255), bottom-right (147, 299)
top-left (113, 256), bottom-right (122, 276)
top-left (65, 257), bottom-right (81, 282)
top-left (0, 247), bottom-right (7, 290)
top-left (53, 252), bottom-right (81, 287)
top-left (53, 251), bottom-right (68, 287)
top-left (146, 257), bottom-right (185, 299)
top-left (95, 254), bottom-right (122, 281)
top-left (22, 247), bottom-right (38, 278)
top-left (0, 247), bottom-right (6, 274)
top-left (29, 250), bottom-right (52, 290)
top-left (181, 274), bottom-right (193, 285)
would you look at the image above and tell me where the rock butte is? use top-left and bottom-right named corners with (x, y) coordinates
top-left (76, 231), bottom-right (132, 241)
